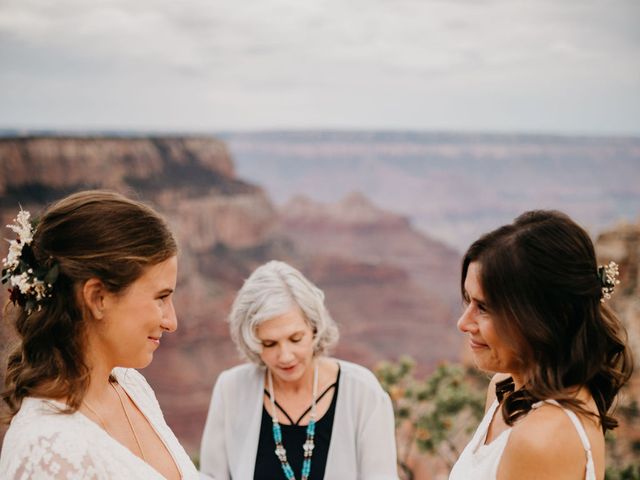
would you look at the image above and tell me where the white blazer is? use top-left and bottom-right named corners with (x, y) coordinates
top-left (199, 359), bottom-right (399, 480)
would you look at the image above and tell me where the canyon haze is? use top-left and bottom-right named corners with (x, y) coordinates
top-left (223, 131), bottom-right (640, 251)
top-left (0, 132), bottom-right (638, 456)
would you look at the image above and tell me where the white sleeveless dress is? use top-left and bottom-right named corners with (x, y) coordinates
top-left (449, 399), bottom-right (596, 480)
top-left (0, 368), bottom-right (199, 480)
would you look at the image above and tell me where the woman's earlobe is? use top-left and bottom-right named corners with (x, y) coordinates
top-left (82, 278), bottom-right (106, 320)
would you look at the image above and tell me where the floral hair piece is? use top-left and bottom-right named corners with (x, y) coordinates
top-left (1, 208), bottom-right (58, 314)
top-left (598, 261), bottom-right (620, 303)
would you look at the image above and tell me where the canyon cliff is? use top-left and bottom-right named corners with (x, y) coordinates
top-left (595, 221), bottom-right (640, 461)
top-left (0, 136), bottom-right (462, 453)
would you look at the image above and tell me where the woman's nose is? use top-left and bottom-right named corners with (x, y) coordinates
top-left (457, 304), bottom-right (476, 334)
top-left (278, 344), bottom-right (294, 362)
top-left (161, 299), bottom-right (178, 333)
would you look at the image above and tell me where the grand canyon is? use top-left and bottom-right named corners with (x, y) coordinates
top-left (0, 135), bottom-right (464, 454)
top-left (1, 134), bottom-right (638, 467)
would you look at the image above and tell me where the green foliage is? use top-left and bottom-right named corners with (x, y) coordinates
top-left (605, 382), bottom-right (640, 476)
top-left (606, 464), bottom-right (640, 480)
top-left (376, 356), bottom-right (640, 478)
top-left (375, 356), bottom-right (487, 478)
top-left (618, 399), bottom-right (640, 422)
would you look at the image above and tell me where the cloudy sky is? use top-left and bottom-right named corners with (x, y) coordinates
top-left (1, 0), bottom-right (638, 134)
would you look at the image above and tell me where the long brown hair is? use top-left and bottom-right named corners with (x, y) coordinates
top-left (2, 190), bottom-right (177, 421)
top-left (462, 210), bottom-right (632, 432)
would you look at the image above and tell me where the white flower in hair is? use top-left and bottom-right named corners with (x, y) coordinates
top-left (599, 261), bottom-right (620, 303)
top-left (6, 209), bottom-right (33, 245)
top-left (2, 208), bottom-right (58, 314)
top-left (5, 240), bottom-right (24, 269)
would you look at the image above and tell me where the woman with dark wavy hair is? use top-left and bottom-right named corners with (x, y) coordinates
top-left (449, 210), bottom-right (632, 480)
top-left (0, 190), bottom-right (198, 479)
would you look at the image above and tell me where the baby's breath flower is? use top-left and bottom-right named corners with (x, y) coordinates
top-left (599, 261), bottom-right (621, 303)
top-left (5, 240), bottom-right (24, 268)
top-left (2, 208), bottom-right (58, 315)
top-left (6, 209), bottom-right (33, 245)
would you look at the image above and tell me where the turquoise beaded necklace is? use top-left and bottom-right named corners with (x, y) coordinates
top-left (267, 362), bottom-right (318, 480)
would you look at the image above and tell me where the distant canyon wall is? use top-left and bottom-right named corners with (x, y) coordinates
top-left (0, 136), bottom-right (462, 453)
top-left (224, 131), bottom-right (640, 251)
top-left (4, 135), bottom-right (636, 455)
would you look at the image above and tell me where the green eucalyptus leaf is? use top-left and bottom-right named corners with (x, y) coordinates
top-left (44, 264), bottom-right (59, 285)
top-left (25, 299), bottom-right (36, 313)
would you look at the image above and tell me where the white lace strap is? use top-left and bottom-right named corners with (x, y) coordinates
top-left (542, 400), bottom-right (596, 480)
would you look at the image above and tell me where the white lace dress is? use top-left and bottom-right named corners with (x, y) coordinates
top-left (0, 368), bottom-right (199, 480)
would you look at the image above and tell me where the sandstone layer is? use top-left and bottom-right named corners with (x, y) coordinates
top-left (0, 136), bottom-right (463, 453)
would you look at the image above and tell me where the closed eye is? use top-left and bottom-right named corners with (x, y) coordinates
top-left (476, 300), bottom-right (490, 314)
top-left (156, 289), bottom-right (174, 301)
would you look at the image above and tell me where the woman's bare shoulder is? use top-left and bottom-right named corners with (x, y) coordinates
top-left (498, 402), bottom-right (596, 480)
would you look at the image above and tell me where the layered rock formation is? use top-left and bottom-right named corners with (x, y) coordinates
top-left (0, 136), bottom-right (463, 453)
top-left (278, 193), bottom-right (462, 369)
top-left (0, 136), bottom-right (280, 451)
top-left (223, 131), bottom-right (640, 252)
top-left (595, 221), bottom-right (640, 464)
top-left (280, 192), bottom-right (461, 306)
top-left (0, 137), bottom-right (234, 195)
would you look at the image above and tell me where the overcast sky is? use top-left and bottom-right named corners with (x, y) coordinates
top-left (1, 0), bottom-right (638, 134)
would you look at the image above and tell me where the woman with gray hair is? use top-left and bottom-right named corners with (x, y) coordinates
top-left (199, 260), bottom-right (398, 480)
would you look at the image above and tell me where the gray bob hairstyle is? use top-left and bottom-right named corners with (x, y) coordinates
top-left (228, 260), bottom-right (339, 365)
